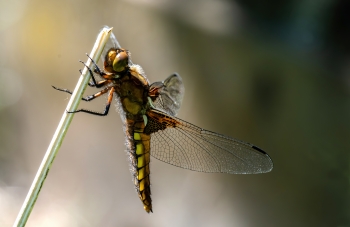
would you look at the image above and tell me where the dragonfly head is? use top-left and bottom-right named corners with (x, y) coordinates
top-left (104, 48), bottom-right (129, 73)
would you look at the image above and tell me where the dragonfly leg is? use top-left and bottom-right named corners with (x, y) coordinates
top-left (77, 69), bottom-right (110, 88)
top-left (85, 54), bottom-right (106, 78)
top-left (81, 86), bottom-right (111, 101)
top-left (52, 85), bottom-right (110, 102)
top-left (67, 87), bottom-right (115, 116)
top-left (79, 61), bottom-right (107, 88)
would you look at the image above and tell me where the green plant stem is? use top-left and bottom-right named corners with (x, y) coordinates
top-left (13, 26), bottom-right (113, 227)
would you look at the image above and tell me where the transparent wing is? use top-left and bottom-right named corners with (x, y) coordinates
top-left (145, 109), bottom-right (273, 174)
top-left (101, 25), bottom-right (121, 56)
top-left (151, 73), bottom-right (185, 116)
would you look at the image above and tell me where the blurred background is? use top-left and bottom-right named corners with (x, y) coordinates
top-left (0, 0), bottom-right (349, 226)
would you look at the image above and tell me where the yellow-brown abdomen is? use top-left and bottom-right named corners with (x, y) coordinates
top-left (133, 120), bottom-right (152, 213)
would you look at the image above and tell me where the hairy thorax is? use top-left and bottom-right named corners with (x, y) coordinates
top-left (116, 65), bottom-right (149, 120)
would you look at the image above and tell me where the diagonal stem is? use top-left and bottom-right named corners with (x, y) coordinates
top-left (13, 26), bottom-right (113, 227)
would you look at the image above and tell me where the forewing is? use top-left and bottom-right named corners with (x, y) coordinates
top-left (152, 73), bottom-right (184, 116)
top-left (145, 109), bottom-right (273, 174)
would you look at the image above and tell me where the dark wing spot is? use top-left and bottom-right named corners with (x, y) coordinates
top-left (252, 145), bottom-right (267, 155)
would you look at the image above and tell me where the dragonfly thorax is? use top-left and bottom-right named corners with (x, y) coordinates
top-left (115, 65), bottom-right (150, 118)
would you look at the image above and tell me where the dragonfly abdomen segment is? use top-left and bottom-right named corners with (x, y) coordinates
top-left (131, 120), bottom-right (152, 213)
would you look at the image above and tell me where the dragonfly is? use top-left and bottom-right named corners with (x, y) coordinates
top-left (53, 31), bottom-right (273, 213)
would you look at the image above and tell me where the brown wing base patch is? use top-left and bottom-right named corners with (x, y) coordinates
top-left (145, 109), bottom-right (179, 134)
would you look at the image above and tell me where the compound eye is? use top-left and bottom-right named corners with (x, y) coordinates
top-left (104, 49), bottom-right (117, 73)
top-left (113, 51), bottom-right (128, 72)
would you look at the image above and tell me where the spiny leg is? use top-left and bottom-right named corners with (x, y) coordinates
top-left (76, 69), bottom-right (108, 88)
top-left (52, 61), bottom-right (109, 100)
top-left (52, 85), bottom-right (111, 102)
top-left (78, 85), bottom-right (112, 102)
top-left (53, 55), bottom-right (112, 101)
top-left (79, 61), bottom-right (107, 88)
top-left (67, 87), bottom-right (115, 116)
top-left (85, 54), bottom-right (106, 78)
top-left (52, 86), bottom-right (86, 100)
